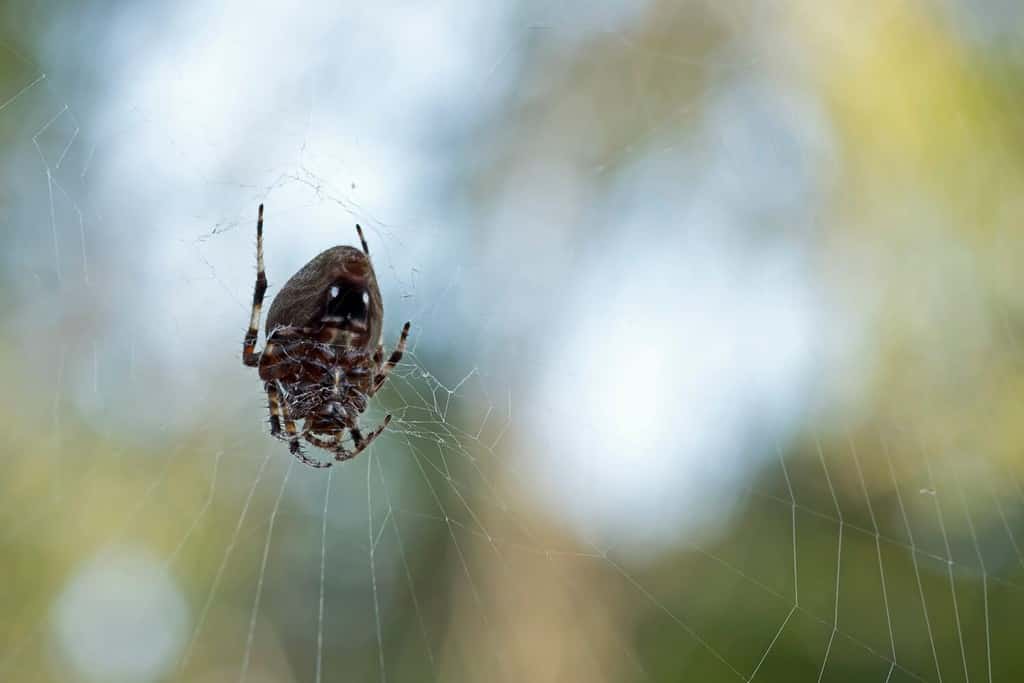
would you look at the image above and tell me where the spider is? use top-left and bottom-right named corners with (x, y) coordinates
top-left (242, 204), bottom-right (410, 468)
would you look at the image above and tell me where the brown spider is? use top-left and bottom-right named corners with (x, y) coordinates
top-left (242, 204), bottom-right (410, 468)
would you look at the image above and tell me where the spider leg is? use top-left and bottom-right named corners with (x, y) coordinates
top-left (243, 204), bottom-right (267, 367)
top-left (334, 415), bottom-right (391, 463)
top-left (290, 440), bottom-right (332, 469)
top-left (372, 322), bottom-right (410, 395)
top-left (301, 416), bottom-right (343, 450)
top-left (355, 223), bottom-right (370, 256)
top-left (265, 381), bottom-right (283, 437)
top-left (272, 381), bottom-right (332, 469)
top-left (304, 431), bottom-right (340, 450)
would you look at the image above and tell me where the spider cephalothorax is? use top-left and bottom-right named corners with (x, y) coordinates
top-left (242, 204), bottom-right (410, 468)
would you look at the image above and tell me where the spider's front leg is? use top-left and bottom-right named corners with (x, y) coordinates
top-left (334, 416), bottom-right (392, 463)
top-left (304, 431), bottom-right (341, 450)
top-left (243, 205), bottom-right (268, 367)
top-left (267, 381), bottom-right (332, 469)
top-left (302, 412), bottom-right (342, 450)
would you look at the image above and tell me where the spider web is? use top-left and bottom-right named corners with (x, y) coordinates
top-left (2, 1), bottom-right (1024, 682)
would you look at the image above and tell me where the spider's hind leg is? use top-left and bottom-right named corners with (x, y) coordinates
top-left (372, 322), bottom-right (410, 395)
top-left (355, 223), bottom-right (370, 256)
top-left (243, 204), bottom-right (268, 367)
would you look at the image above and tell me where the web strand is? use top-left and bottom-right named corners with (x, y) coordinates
top-left (240, 458), bottom-right (294, 683)
top-left (315, 467), bottom-right (333, 683)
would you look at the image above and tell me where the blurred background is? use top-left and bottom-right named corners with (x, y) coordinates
top-left (1, 0), bottom-right (1023, 681)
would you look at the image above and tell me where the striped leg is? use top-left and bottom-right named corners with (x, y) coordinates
top-left (372, 322), bottom-right (410, 394)
top-left (304, 431), bottom-right (341, 450)
top-left (302, 415), bottom-right (342, 450)
top-left (243, 204), bottom-right (267, 367)
top-left (334, 415), bottom-right (392, 463)
top-left (265, 381), bottom-right (283, 438)
top-left (270, 381), bottom-right (332, 469)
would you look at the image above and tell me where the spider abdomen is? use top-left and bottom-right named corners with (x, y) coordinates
top-left (265, 245), bottom-right (384, 351)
